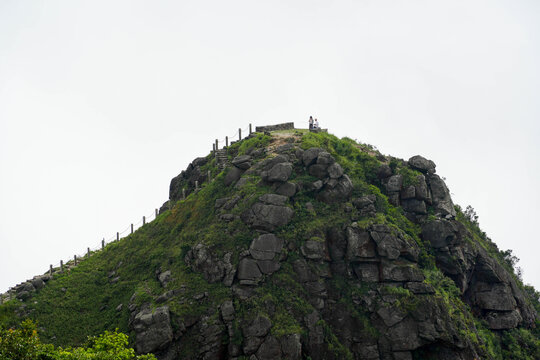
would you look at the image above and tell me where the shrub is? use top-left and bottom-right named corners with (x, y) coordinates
top-left (0, 320), bottom-right (156, 360)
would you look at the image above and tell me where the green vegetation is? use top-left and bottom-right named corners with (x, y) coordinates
top-left (397, 166), bottom-right (422, 187)
top-left (229, 133), bottom-right (271, 156)
top-left (0, 320), bottom-right (155, 360)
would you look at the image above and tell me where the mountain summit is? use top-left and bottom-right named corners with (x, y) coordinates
top-left (1, 126), bottom-right (539, 359)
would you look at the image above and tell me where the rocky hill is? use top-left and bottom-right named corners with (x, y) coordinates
top-left (1, 128), bottom-right (539, 360)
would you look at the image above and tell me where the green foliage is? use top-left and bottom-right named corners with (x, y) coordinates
top-left (501, 328), bottom-right (540, 360)
top-left (422, 269), bottom-right (505, 358)
top-left (397, 166), bottom-right (422, 187)
top-left (0, 300), bottom-right (19, 330)
top-left (317, 319), bottom-right (353, 360)
top-left (455, 205), bottom-right (525, 284)
top-left (0, 320), bottom-right (155, 360)
top-left (0, 319), bottom-right (44, 360)
top-left (380, 285), bottom-right (412, 297)
top-left (234, 264), bottom-right (312, 339)
top-left (231, 133), bottom-right (271, 155)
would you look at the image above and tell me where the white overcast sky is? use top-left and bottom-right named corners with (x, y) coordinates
top-left (1, 0), bottom-right (539, 294)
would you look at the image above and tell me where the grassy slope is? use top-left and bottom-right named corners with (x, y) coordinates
top-left (1, 130), bottom-right (539, 359)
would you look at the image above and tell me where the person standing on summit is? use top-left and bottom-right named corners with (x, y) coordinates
top-left (309, 116), bottom-right (314, 130)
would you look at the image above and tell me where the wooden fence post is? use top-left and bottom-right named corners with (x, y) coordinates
top-left (213, 143), bottom-right (215, 152)
top-left (102, 238), bottom-right (105, 250)
top-left (60, 260), bottom-right (64, 273)
top-left (87, 247), bottom-right (90, 257)
top-left (215, 139), bottom-right (218, 151)
top-left (74, 255), bottom-right (77, 265)
top-left (239, 128), bottom-right (242, 140)
top-left (182, 188), bottom-right (186, 200)
top-left (249, 123), bottom-right (252, 134)
top-left (49, 264), bottom-right (53, 276)
top-left (155, 208), bottom-right (158, 217)
top-left (225, 136), bottom-right (229, 147)
top-left (143, 216), bottom-right (146, 225)
top-left (117, 232), bottom-right (119, 241)
top-left (131, 224), bottom-right (134, 234)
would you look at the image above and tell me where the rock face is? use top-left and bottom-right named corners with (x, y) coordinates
top-left (132, 306), bottom-right (173, 354)
top-left (426, 174), bottom-right (456, 218)
top-left (4, 134), bottom-right (538, 360)
top-left (1, 275), bottom-right (51, 303)
top-left (241, 197), bottom-right (294, 232)
top-left (185, 244), bottom-right (236, 286)
top-left (169, 157), bottom-right (209, 202)
top-left (408, 155), bottom-right (436, 174)
top-left (422, 219), bottom-right (536, 329)
top-left (379, 155), bottom-right (456, 221)
top-left (255, 122), bottom-right (294, 132)
top-left (236, 234), bottom-right (284, 285)
top-left (299, 149), bottom-right (353, 203)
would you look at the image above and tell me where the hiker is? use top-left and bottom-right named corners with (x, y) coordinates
top-left (314, 118), bottom-right (319, 129)
top-left (309, 116), bottom-right (314, 130)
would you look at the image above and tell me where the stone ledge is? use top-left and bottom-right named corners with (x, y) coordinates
top-left (255, 122), bottom-right (294, 132)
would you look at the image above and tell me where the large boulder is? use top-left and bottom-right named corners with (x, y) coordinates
top-left (242, 316), bottom-right (273, 355)
top-left (370, 224), bottom-right (419, 262)
top-left (237, 258), bottom-right (263, 285)
top-left (185, 244), bottom-right (236, 286)
top-left (486, 310), bottom-right (522, 330)
top-left (302, 148), bottom-right (324, 166)
top-left (197, 317), bottom-right (227, 359)
top-left (414, 174), bottom-right (430, 202)
top-left (421, 220), bottom-right (460, 249)
top-left (157, 270), bottom-right (171, 287)
top-left (377, 164), bottom-right (393, 179)
top-left (241, 202), bottom-right (294, 231)
top-left (352, 195), bottom-right (377, 217)
top-left (132, 306), bottom-right (173, 354)
top-left (408, 155), bottom-right (436, 174)
top-left (301, 239), bottom-right (328, 260)
top-left (426, 174), bottom-right (456, 218)
top-left (317, 175), bottom-right (353, 204)
top-left (353, 263), bottom-right (380, 282)
top-left (386, 317), bottom-right (422, 351)
top-left (385, 175), bottom-right (403, 193)
top-left (224, 166), bottom-right (245, 186)
top-left (259, 154), bottom-right (289, 170)
top-left (31, 277), bottom-right (45, 290)
top-left (256, 336), bottom-right (282, 360)
top-left (381, 261), bottom-right (424, 282)
top-left (249, 234), bottom-right (284, 260)
top-left (346, 226), bottom-right (376, 260)
top-left (259, 193), bottom-right (288, 206)
top-left (401, 199), bottom-right (427, 215)
top-left (327, 162), bottom-right (344, 179)
top-left (274, 181), bottom-right (297, 197)
top-left (316, 151), bottom-right (335, 166)
top-left (265, 162), bottom-right (293, 182)
top-left (308, 164), bottom-right (329, 179)
top-left (280, 334), bottom-right (302, 359)
top-left (232, 155), bottom-right (252, 169)
top-left (472, 283), bottom-right (516, 311)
